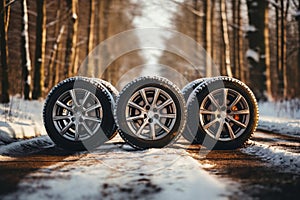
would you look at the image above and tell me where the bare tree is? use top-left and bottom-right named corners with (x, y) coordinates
top-left (295, 0), bottom-right (300, 97)
top-left (64, 0), bottom-right (78, 78)
top-left (86, 0), bottom-right (95, 76)
top-left (32, 0), bottom-right (46, 99)
top-left (246, 0), bottom-right (269, 101)
top-left (0, 0), bottom-right (9, 103)
top-left (220, 0), bottom-right (232, 77)
top-left (280, 0), bottom-right (289, 99)
top-left (46, 1), bottom-right (64, 89)
top-left (237, 0), bottom-right (245, 82)
top-left (203, 0), bottom-right (212, 76)
top-left (21, 0), bottom-right (32, 100)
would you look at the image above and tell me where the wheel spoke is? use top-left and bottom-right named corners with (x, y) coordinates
top-left (81, 91), bottom-right (90, 107)
top-left (82, 116), bottom-right (102, 123)
top-left (53, 115), bottom-right (71, 121)
top-left (128, 101), bottom-right (146, 112)
top-left (223, 89), bottom-right (228, 106)
top-left (215, 120), bottom-right (224, 140)
top-left (74, 123), bottom-right (80, 141)
top-left (126, 115), bottom-right (144, 121)
top-left (203, 118), bottom-right (219, 129)
top-left (157, 99), bottom-right (173, 110)
top-left (229, 93), bottom-right (242, 108)
top-left (135, 120), bottom-right (148, 136)
top-left (59, 121), bottom-right (73, 135)
top-left (200, 109), bottom-right (216, 115)
top-left (85, 103), bottom-right (101, 113)
top-left (69, 89), bottom-right (79, 107)
top-left (140, 89), bottom-right (149, 105)
top-left (227, 116), bottom-right (247, 128)
top-left (56, 101), bottom-right (73, 112)
top-left (208, 94), bottom-right (221, 110)
top-left (152, 88), bottom-right (160, 106)
top-left (231, 109), bottom-right (250, 115)
top-left (159, 113), bottom-right (176, 119)
top-left (82, 122), bottom-right (94, 136)
top-left (149, 123), bottom-right (156, 140)
top-left (225, 122), bottom-right (236, 139)
top-left (156, 120), bottom-right (170, 133)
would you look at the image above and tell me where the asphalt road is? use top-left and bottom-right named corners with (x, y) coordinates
top-left (0, 130), bottom-right (299, 199)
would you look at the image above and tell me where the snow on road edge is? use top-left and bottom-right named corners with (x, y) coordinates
top-left (242, 140), bottom-right (300, 173)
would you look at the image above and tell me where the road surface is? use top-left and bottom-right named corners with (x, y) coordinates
top-left (0, 130), bottom-right (299, 199)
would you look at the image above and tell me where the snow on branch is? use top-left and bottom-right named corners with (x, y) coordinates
top-left (246, 49), bottom-right (260, 63)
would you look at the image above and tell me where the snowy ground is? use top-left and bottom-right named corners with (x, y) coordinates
top-left (0, 137), bottom-right (230, 200)
top-left (242, 101), bottom-right (300, 173)
top-left (0, 95), bottom-right (46, 141)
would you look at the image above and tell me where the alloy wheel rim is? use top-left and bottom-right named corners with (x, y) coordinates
top-left (125, 87), bottom-right (177, 140)
top-left (52, 88), bottom-right (103, 141)
top-left (199, 88), bottom-right (250, 141)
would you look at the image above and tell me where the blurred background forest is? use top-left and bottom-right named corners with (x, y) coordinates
top-left (0, 0), bottom-right (300, 103)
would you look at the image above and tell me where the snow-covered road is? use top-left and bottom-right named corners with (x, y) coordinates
top-left (0, 137), bottom-right (230, 200)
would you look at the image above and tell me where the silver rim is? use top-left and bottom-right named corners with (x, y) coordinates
top-left (52, 88), bottom-right (103, 141)
top-left (199, 88), bottom-right (250, 141)
top-left (125, 87), bottom-right (177, 140)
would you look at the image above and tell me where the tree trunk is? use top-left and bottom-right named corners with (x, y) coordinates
top-left (281, 0), bottom-right (289, 99)
top-left (246, 0), bottom-right (268, 101)
top-left (220, 0), bottom-right (232, 77)
top-left (264, 4), bottom-right (272, 100)
top-left (101, 0), bottom-right (111, 81)
top-left (232, 0), bottom-right (238, 77)
top-left (21, 0), bottom-right (32, 100)
top-left (275, 0), bottom-right (282, 98)
top-left (297, 3), bottom-right (300, 97)
top-left (237, 0), bottom-right (245, 82)
top-left (47, 25), bottom-right (65, 91)
top-left (0, 0), bottom-right (9, 103)
top-left (210, 0), bottom-right (215, 64)
top-left (64, 0), bottom-right (78, 78)
top-left (203, 0), bottom-right (212, 77)
top-left (86, 0), bottom-right (95, 77)
top-left (32, 0), bottom-right (46, 99)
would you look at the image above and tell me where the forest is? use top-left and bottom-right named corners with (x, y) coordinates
top-left (0, 0), bottom-right (299, 103)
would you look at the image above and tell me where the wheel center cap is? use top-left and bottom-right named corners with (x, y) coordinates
top-left (220, 111), bottom-right (227, 118)
top-left (147, 110), bottom-right (155, 118)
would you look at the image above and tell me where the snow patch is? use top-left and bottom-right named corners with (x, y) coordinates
top-left (242, 141), bottom-right (300, 173)
top-left (246, 25), bottom-right (257, 32)
top-left (258, 116), bottom-right (300, 138)
top-left (258, 100), bottom-right (300, 137)
top-left (246, 49), bottom-right (260, 63)
top-left (0, 96), bottom-right (46, 139)
top-left (0, 136), bottom-right (53, 156)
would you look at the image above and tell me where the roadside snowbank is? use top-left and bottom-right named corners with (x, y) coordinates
top-left (243, 140), bottom-right (300, 173)
top-left (258, 100), bottom-right (300, 137)
top-left (258, 116), bottom-right (300, 138)
top-left (0, 96), bottom-right (46, 139)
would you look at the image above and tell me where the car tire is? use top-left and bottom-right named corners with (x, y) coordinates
top-left (186, 76), bottom-right (259, 149)
top-left (43, 77), bottom-right (116, 151)
top-left (115, 76), bottom-right (186, 150)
